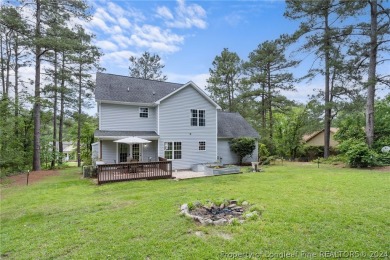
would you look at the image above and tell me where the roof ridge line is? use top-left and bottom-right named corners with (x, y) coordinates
top-left (97, 72), bottom-right (184, 85)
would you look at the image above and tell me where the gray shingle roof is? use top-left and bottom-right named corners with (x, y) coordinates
top-left (94, 130), bottom-right (159, 137)
top-left (218, 111), bottom-right (259, 138)
top-left (95, 73), bottom-right (183, 103)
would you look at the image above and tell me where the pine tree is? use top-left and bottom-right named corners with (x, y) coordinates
top-left (206, 48), bottom-right (242, 112)
top-left (129, 52), bottom-right (167, 81)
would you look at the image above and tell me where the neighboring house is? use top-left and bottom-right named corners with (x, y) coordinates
top-left (55, 141), bottom-right (75, 161)
top-left (94, 73), bottom-right (259, 169)
top-left (303, 128), bottom-right (339, 147)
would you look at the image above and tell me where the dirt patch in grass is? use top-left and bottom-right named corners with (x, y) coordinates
top-left (0, 170), bottom-right (59, 187)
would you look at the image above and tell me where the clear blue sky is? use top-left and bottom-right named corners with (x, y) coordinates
top-left (83, 0), bottom-right (389, 107)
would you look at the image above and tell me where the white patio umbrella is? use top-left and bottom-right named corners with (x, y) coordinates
top-left (113, 136), bottom-right (151, 144)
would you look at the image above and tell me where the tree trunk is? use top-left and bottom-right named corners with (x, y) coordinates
top-left (1, 33), bottom-right (5, 94)
top-left (51, 51), bottom-right (58, 169)
top-left (77, 64), bottom-right (82, 167)
top-left (261, 83), bottom-right (266, 133)
top-left (267, 62), bottom-right (273, 139)
top-left (58, 51), bottom-right (65, 165)
top-left (33, 0), bottom-right (42, 171)
top-left (366, 0), bottom-right (377, 147)
top-left (323, 4), bottom-right (331, 159)
top-left (14, 36), bottom-right (19, 137)
top-left (5, 32), bottom-right (11, 98)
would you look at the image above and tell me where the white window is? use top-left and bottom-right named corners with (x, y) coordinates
top-left (190, 109), bottom-right (205, 126)
top-left (164, 142), bottom-right (182, 159)
top-left (140, 107), bottom-right (148, 118)
top-left (199, 141), bottom-right (206, 151)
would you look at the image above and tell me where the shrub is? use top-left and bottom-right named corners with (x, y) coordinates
top-left (340, 140), bottom-right (378, 168)
top-left (230, 137), bottom-right (256, 165)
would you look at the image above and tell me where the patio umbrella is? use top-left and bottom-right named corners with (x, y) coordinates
top-left (113, 136), bottom-right (151, 144)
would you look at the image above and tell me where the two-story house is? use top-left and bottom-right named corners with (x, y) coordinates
top-left (94, 73), bottom-right (259, 170)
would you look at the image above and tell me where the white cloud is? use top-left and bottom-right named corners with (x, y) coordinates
top-left (156, 6), bottom-right (174, 20)
top-left (130, 25), bottom-right (184, 53)
top-left (95, 7), bottom-right (116, 24)
top-left (107, 2), bottom-right (125, 17)
top-left (96, 40), bottom-right (118, 51)
top-left (81, 0), bottom-right (208, 74)
top-left (118, 17), bottom-right (131, 28)
top-left (89, 16), bottom-right (111, 33)
top-left (157, 0), bottom-right (207, 29)
top-left (111, 35), bottom-right (131, 49)
top-left (101, 50), bottom-right (138, 69)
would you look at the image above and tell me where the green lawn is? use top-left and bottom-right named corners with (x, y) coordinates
top-left (1, 163), bottom-right (389, 259)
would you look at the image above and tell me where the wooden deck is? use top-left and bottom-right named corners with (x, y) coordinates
top-left (97, 160), bottom-right (172, 184)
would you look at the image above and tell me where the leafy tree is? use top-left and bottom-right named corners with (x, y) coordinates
top-left (340, 1), bottom-right (390, 147)
top-left (243, 38), bottom-right (297, 142)
top-left (70, 26), bottom-right (102, 167)
top-left (129, 51), bottom-right (167, 81)
top-left (273, 106), bottom-right (309, 159)
top-left (284, 0), bottom-right (352, 158)
top-left (69, 114), bottom-right (97, 166)
top-left (230, 137), bottom-right (256, 165)
top-left (20, 0), bottom-right (90, 171)
top-left (373, 95), bottom-right (390, 151)
top-left (206, 48), bottom-right (242, 112)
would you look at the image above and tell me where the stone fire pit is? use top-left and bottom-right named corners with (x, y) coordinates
top-left (180, 199), bottom-right (260, 226)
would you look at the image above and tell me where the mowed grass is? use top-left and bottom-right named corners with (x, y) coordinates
top-left (1, 163), bottom-right (389, 259)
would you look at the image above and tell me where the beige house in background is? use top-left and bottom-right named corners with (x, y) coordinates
top-left (303, 128), bottom-right (339, 147)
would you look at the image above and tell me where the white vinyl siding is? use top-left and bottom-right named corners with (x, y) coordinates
top-left (159, 86), bottom-right (217, 169)
top-left (101, 140), bottom-right (117, 164)
top-left (100, 103), bottom-right (156, 131)
top-left (143, 140), bottom-right (158, 162)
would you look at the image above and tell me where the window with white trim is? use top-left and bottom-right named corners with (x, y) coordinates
top-left (190, 109), bottom-right (205, 126)
top-left (199, 141), bottom-right (206, 151)
top-left (164, 142), bottom-right (182, 159)
top-left (139, 107), bottom-right (148, 118)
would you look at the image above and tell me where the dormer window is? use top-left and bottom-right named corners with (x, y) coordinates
top-left (191, 109), bottom-right (205, 126)
top-left (140, 107), bottom-right (148, 118)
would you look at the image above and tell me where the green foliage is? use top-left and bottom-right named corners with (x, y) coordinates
top-left (334, 114), bottom-right (365, 143)
top-left (273, 107), bottom-right (309, 159)
top-left (206, 48), bottom-right (245, 112)
top-left (129, 51), bottom-right (167, 81)
top-left (0, 97), bottom-right (34, 176)
top-left (339, 139), bottom-right (378, 168)
top-left (187, 202), bottom-right (195, 211)
top-left (258, 143), bottom-right (270, 161)
top-left (315, 155), bottom-right (347, 165)
top-left (69, 114), bottom-right (97, 166)
top-left (377, 153), bottom-right (390, 166)
top-left (229, 217), bottom-right (240, 226)
top-left (229, 137), bottom-right (256, 165)
top-left (373, 96), bottom-right (390, 151)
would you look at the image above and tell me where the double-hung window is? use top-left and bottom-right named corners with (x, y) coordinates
top-left (190, 109), bottom-right (205, 126)
top-left (164, 142), bottom-right (182, 159)
top-left (139, 107), bottom-right (148, 118)
top-left (199, 141), bottom-right (206, 151)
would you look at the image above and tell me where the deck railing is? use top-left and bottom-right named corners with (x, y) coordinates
top-left (97, 160), bottom-right (172, 184)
